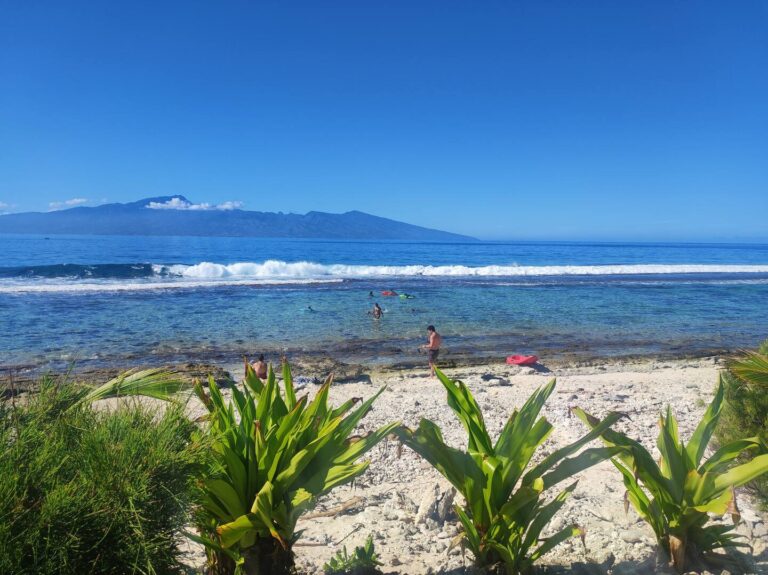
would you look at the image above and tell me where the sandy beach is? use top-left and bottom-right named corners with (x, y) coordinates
top-left (161, 355), bottom-right (768, 574)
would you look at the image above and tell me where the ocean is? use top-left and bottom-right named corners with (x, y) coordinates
top-left (2, 234), bottom-right (768, 371)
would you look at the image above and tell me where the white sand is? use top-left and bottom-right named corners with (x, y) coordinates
top-left (173, 356), bottom-right (768, 574)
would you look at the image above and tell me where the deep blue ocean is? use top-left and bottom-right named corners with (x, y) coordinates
top-left (2, 234), bottom-right (768, 370)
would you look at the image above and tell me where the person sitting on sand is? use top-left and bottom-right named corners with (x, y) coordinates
top-left (252, 354), bottom-right (268, 379)
top-left (420, 325), bottom-right (442, 375)
top-left (368, 302), bottom-right (383, 319)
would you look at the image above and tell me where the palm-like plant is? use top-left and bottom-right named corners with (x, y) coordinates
top-left (729, 341), bottom-right (768, 388)
top-left (574, 377), bottom-right (768, 572)
top-left (195, 361), bottom-right (398, 575)
top-left (718, 341), bottom-right (768, 509)
top-left (74, 368), bottom-right (190, 406)
top-left (396, 370), bottom-right (622, 574)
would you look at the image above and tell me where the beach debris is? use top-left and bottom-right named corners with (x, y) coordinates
top-left (415, 484), bottom-right (457, 525)
top-left (481, 372), bottom-right (511, 386)
top-left (415, 484), bottom-right (441, 524)
top-left (305, 496), bottom-right (365, 519)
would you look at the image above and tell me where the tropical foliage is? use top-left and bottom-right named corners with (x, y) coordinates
top-left (396, 370), bottom-right (622, 574)
top-left (323, 535), bottom-right (383, 575)
top-left (0, 379), bottom-right (203, 575)
top-left (194, 361), bottom-right (398, 575)
top-left (717, 340), bottom-right (768, 508)
top-left (574, 378), bottom-right (768, 572)
top-left (75, 367), bottom-right (191, 405)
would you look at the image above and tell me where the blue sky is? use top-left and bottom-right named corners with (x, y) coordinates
top-left (1, 1), bottom-right (766, 241)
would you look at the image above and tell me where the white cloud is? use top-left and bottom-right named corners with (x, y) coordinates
top-left (0, 202), bottom-right (8, 209)
top-left (49, 198), bottom-right (89, 211)
top-left (215, 201), bottom-right (244, 211)
top-left (146, 198), bottom-right (244, 211)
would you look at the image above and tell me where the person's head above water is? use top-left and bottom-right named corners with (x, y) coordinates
top-left (427, 325), bottom-right (435, 332)
top-left (258, 354), bottom-right (264, 361)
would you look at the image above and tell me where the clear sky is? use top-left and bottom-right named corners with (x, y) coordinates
top-left (1, 1), bottom-right (766, 241)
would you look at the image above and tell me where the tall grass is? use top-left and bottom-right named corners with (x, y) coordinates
top-left (717, 339), bottom-right (768, 508)
top-left (0, 379), bottom-right (205, 575)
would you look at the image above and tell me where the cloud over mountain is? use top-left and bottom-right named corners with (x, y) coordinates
top-left (146, 198), bottom-right (244, 211)
top-left (49, 198), bottom-right (89, 211)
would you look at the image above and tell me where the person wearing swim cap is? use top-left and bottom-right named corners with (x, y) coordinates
top-left (420, 325), bottom-right (442, 375)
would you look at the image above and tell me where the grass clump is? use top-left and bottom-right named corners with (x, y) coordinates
top-left (717, 339), bottom-right (768, 508)
top-left (0, 379), bottom-right (204, 575)
top-left (323, 535), bottom-right (383, 575)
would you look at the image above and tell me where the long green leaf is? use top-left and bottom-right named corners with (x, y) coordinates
top-left (685, 378), bottom-right (724, 468)
top-left (530, 525), bottom-right (581, 562)
top-left (540, 447), bottom-right (622, 490)
top-left (523, 411), bottom-right (624, 485)
top-left (282, 361), bottom-right (297, 409)
top-left (730, 351), bottom-right (768, 387)
top-left (521, 481), bottom-right (578, 553)
top-left (712, 453), bottom-right (768, 493)
top-left (700, 437), bottom-right (762, 474)
top-left (76, 368), bottom-right (189, 406)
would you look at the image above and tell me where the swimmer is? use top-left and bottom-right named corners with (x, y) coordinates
top-left (368, 302), bottom-right (383, 319)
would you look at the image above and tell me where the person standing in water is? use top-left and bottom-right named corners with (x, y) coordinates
top-left (252, 354), bottom-right (268, 379)
top-left (420, 325), bottom-right (442, 375)
top-left (369, 302), bottom-right (383, 319)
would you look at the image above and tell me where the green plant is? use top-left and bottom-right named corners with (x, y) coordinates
top-left (729, 340), bottom-right (768, 387)
top-left (717, 340), bottom-right (768, 507)
top-left (323, 535), bottom-right (383, 575)
top-left (395, 370), bottom-right (622, 575)
top-left (75, 367), bottom-right (191, 405)
top-left (574, 377), bottom-right (768, 572)
top-left (194, 362), bottom-right (398, 575)
top-left (0, 378), bottom-right (203, 575)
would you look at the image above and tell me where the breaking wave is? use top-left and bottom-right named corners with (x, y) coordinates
top-left (2, 260), bottom-right (768, 293)
top-left (157, 261), bottom-right (768, 278)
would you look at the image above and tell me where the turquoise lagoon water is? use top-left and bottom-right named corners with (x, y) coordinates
top-left (1, 235), bottom-right (767, 370)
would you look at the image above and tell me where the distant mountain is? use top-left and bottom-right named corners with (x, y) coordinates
top-left (0, 196), bottom-right (474, 241)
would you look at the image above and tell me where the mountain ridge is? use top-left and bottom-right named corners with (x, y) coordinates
top-left (0, 196), bottom-right (475, 241)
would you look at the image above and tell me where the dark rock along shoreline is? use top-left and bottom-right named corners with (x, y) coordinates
top-left (1, 346), bottom-right (734, 397)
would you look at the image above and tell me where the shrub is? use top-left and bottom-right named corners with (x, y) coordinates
top-left (575, 378), bottom-right (768, 573)
top-left (323, 535), bottom-right (383, 575)
top-left (396, 371), bottom-right (621, 575)
top-left (0, 379), bottom-right (204, 575)
top-left (192, 362), bottom-right (398, 575)
top-left (717, 340), bottom-right (768, 507)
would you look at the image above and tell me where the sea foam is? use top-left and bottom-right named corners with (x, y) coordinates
top-left (159, 260), bottom-right (768, 279)
top-left (2, 260), bottom-right (768, 294)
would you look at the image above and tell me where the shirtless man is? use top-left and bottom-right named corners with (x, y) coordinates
top-left (252, 354), bottom-right (268, 379)
top-left (420, 325), bottom-right (442, 375)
